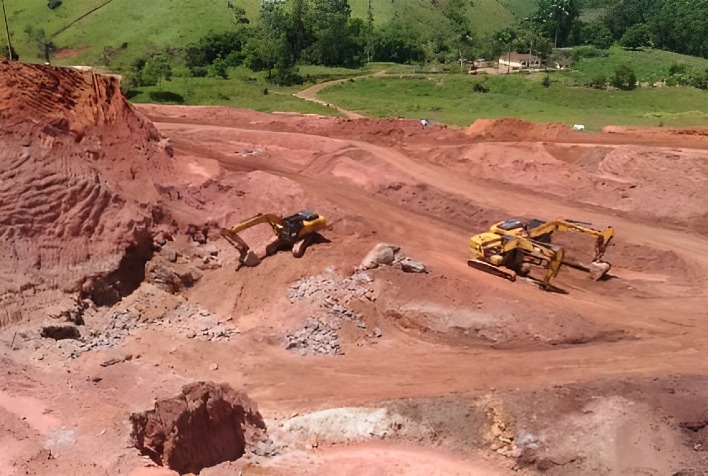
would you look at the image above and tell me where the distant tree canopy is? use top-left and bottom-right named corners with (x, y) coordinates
top-left (589, 0), bottom-right (708, 58)
top-left (163, 0), bottom-right (707, 88)
top-left (178, 0), bottom-right (482, 84)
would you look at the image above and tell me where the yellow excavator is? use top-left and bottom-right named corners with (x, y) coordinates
top-left (468, 218), bottom-right (614, 289)
top-left (220, 210), bottom-right (326, 267)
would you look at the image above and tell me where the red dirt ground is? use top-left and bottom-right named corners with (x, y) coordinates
top-left (1, 62), bottom-right (708, 475)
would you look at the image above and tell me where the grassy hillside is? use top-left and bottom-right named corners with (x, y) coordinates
top-left (568, 46), bottom-right (708, 85)
top-left (316, 73), bottom-right (708, 129)
top-left (6, 0), bottom-right (520, 67)
top-left (5, 0), bottom-right (235, 67)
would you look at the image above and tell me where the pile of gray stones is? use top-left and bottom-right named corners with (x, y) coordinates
top-left (284, 267), bottom-right (373, 356)
top-left (282, 244), bottom-right (427, 356)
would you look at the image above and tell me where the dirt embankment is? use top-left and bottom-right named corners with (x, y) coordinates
top-left (0, 60), bottom-right (175, 326)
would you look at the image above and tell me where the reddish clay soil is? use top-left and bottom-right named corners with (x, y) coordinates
top-left (1, 61), bottom-right (708, 475)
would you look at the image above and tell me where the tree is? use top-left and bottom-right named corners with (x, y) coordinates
top-left (610, 64), bottom-right (637, 90)
top-left (651, 0), bottom-right (708, 58)
top-left (494, 27), bottom-right (518, 73)
top-left (364, 0), bottom-right (374, 63)
top-left (244, 2), bottom-right (300, 84)
top-left (580, 20), bottom-right (613, 49)
top-left (602, 0), bottom-right (659, 42)
top-left (533, 0), bottom-right (580, 48)
top-left (142, 54), bottom-right (172, 86)
top-left (620, 23), bottom-right (651, 50)
top-left (304, 0), bottom-right (357, 66)
top-left (440, 0), bottom-right (477, 67)
top-left (373, 16), bottom-right (426, 64)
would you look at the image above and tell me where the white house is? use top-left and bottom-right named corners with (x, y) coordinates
top-left (498, 52), bottom-right (542, 70)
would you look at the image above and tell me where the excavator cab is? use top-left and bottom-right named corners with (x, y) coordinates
top-left (280, 211), bottom-right (323, 242)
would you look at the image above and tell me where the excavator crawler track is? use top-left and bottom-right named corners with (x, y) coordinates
top-left (467, 259), bottom-right (517, 282)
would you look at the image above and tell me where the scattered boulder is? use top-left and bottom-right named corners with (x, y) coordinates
top-left (145, 261), bottom-right (202, 293)
top-left (284, 317), bottom-right (342, 356)
top-left (359, 243), bottom-right (400, 269)
top-left (359, 243), bottom-right (429, 274)
top-left (400, 258), bottom-right (429, 274)
top-left (589, 261), bottom-right (611, 281)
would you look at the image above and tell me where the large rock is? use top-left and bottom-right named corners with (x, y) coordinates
top-left (130, 382), bottom-right (267, 474)
top-left (359, 243), bottom-right (400, 269)
top-left (589, 261), bottom-right (611, 281)
top-left (400, 258), bottom-right (429, 274)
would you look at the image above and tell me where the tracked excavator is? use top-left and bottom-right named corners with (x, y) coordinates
top-left (468, 218), bottom-right (614, 289)
top-left (220, 210), bottom-right (326, 267)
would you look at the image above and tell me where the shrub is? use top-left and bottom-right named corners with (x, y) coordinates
top-left (472, 82), bottom-right (489, 93)
top-left (571, 46), bottom-right (608, 63)
top-left (586, 73), bottom-right (607, 89)
top-left (668, 63), bottom-right (687, 76)
top-left (207, 57), bottom-right (229, 79)
top-left (610, 64), bottom-right (637, 91)
top-left (689, 68), bottom-right (708, 90)
top-left (190, 67), bottom-right (208, 78)
top-left (542, 75), bottom-right (551, 88)
top-left (47, 0), bottom-right (62, 9)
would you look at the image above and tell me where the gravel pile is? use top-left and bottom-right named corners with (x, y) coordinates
top-left (284, 317), bottom-right (341, 355)
top-left (284, 267), bottom-right (378, 356)
top-left (69, 308), bottom-right (142, 358)
top-left (155, 303), bottom-right (237, 342)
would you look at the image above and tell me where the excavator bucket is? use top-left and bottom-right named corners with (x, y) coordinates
top-left (240, 250), bottom-right (261, 267)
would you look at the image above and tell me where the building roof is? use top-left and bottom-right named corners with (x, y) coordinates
top-left (500, 52), bottom-right (542, 62)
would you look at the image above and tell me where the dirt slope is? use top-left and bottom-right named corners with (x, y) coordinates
top-left (1, 66), bottom-right (708, 475)
top-left (0, 60), bottom-right (175, 325)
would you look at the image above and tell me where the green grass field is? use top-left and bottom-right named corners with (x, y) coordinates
top-left (6, 0), bottom-right (235, 67)
top-left (316, 73), bottom-right (708, 130)
top-left (567, 46), bottom-right (708, 85)
top-left (126, 66), bottom-right (341, 116)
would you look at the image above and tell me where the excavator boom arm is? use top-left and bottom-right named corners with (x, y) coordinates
top-left (526, 220), bottom-right (614, 261)
top-left (223, 213), bottom-right (284, 235)
top-left (219, 213), bottom-right (284, 262)
top-left (220, 210), bottom-right (326, 265)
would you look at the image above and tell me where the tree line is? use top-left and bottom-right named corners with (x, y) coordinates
top-left (120, 0), bottom-right (707, 88)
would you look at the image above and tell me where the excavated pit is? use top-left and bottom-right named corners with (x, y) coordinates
top-left (81, 232), bottom-right (155, 306)
top-left (130, 382), bottom-right (267, 474)
top-left (40, 325), bottom-right (81, 340)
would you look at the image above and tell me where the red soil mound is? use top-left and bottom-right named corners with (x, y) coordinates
top-left (0, 60), bottom-right (175, 325)
top-left (465, 117), bottom-right (574, 142)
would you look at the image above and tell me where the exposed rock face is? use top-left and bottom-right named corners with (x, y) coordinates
top-left (130, 382), bottom-right (267, 474)
top-left (0, 60), bottom-right (175, 325)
